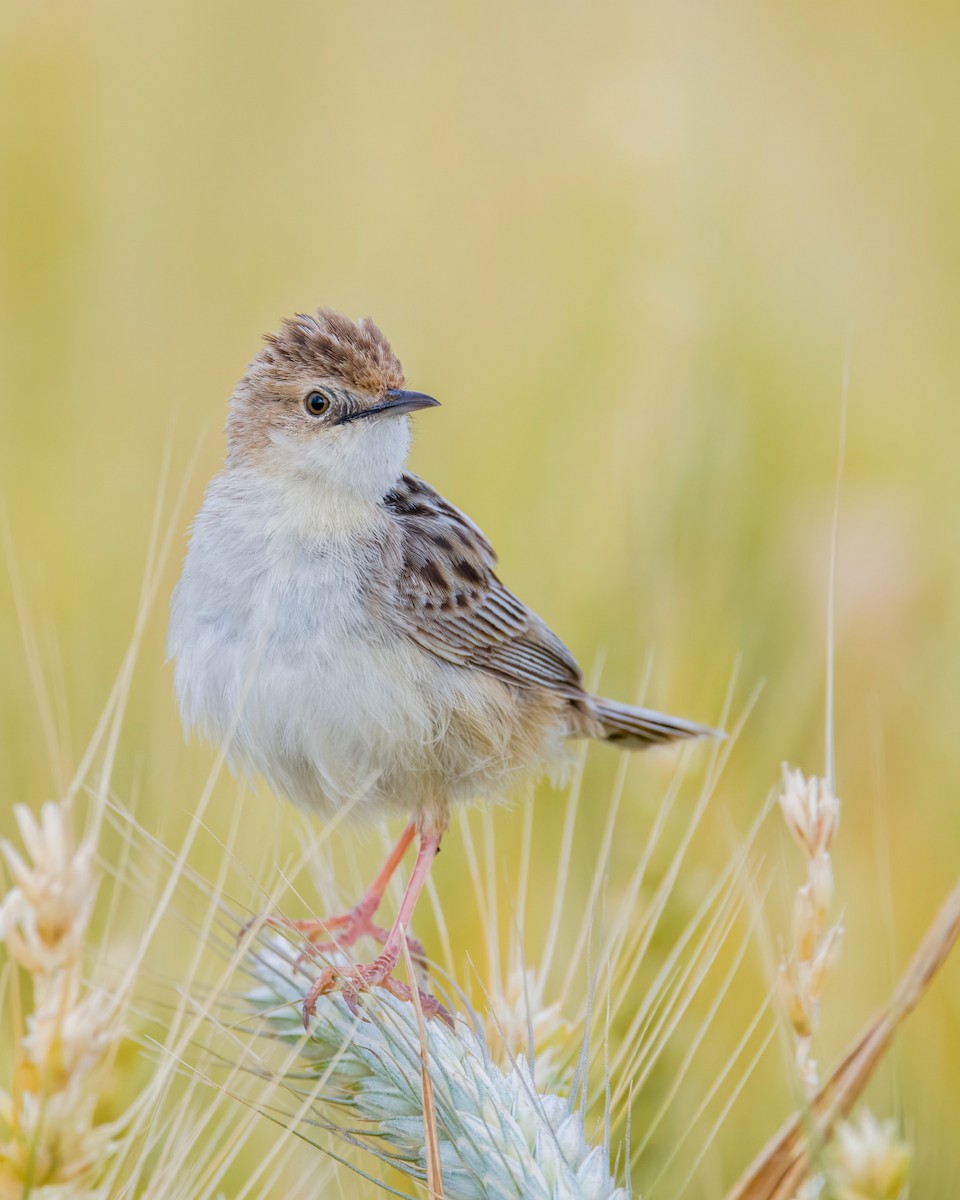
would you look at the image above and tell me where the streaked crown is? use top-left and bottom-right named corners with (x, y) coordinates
top-left (260, 308), bottom-right (404, 396)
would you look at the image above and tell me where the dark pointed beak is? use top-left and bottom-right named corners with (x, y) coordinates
top-left (341, 389), bottom-right (441, 423)
top-left (380, 389), bottom-right (441, 416)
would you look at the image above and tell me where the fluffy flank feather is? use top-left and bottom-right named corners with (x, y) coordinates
top-left (592, 697), bottom-right (719, 747)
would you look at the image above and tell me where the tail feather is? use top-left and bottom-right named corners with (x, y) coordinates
top-left (591, 696), bottom-right (722, 749)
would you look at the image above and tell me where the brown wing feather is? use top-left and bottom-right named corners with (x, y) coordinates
top-left (382, 474), bottom-right (586, 699)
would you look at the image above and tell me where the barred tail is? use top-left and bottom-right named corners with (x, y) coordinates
top-left (591, 697), bottom-right (721, 749)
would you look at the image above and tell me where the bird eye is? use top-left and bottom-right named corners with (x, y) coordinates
top-left (304, 391), bottom-right (331, 417)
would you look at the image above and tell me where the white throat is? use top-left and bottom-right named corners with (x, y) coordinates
top-left (247, 414), bottom-right (411, 537)
top-left (277, 414), bottom-right (409, 496)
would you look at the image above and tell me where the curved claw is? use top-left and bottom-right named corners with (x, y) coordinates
top-left (301, 958), bottom-right (452, 1030)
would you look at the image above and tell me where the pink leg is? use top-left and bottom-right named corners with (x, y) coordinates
top-left (250, 822), bottom-right (422, 958)
top-left (349, 820), bottom-right (419, 924)
top-left (302, 826), bottom-right (448, 1026)
top-left (371, 827), bottom-right (442, 975)
top-left (291, 821), bottom-right (418, 951)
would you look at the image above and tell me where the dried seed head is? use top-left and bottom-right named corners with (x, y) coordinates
top-left (775, 763), bottom-right (845, 1103)
top-left (0, 801), bottom-right (125, 1195)
top-left (779, 766), bottom-right (841, 861)
top-left (21, 989), bottom-right (117, 1077)
top-left (0, 803), bottom-right (96, 980)
top-left (832, 1110), bottom-right (911, 1200)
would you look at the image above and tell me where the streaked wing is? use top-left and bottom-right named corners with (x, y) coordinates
top-left (383, 474), bottom-right (585, 698)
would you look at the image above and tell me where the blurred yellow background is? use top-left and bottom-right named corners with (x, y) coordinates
top-left (2, 1), bottom-right (959, 1195)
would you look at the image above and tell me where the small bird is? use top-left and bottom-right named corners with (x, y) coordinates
top-left (169, 308), bottom-right (715, 1023)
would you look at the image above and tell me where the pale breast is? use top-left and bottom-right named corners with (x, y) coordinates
top-left (169, 470), bottom-right (573, 820)
top-left (169, 471), bottom-right (444, 816)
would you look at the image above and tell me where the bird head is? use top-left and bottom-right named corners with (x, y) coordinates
top-left (226, 308), bottom-right (439, 500)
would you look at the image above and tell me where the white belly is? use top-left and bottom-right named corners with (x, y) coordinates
top-left (169, 472), bottom-right (565, 820)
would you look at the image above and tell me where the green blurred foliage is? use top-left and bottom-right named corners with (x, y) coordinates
top-left (1, 1), bottom-right (959, 1195)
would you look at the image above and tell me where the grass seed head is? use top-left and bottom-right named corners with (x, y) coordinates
top-left (779, 767), bottom-right (841, 862)
top-left (830, 1111), bottom-right (911, 1200)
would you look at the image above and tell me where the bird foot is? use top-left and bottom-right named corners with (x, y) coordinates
top-left (302, 954), bottom-right (453, 1030)
top-left (240, 910), bottom-right (427, 968)
top-left (293, 912), bottom-right (427, 967)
